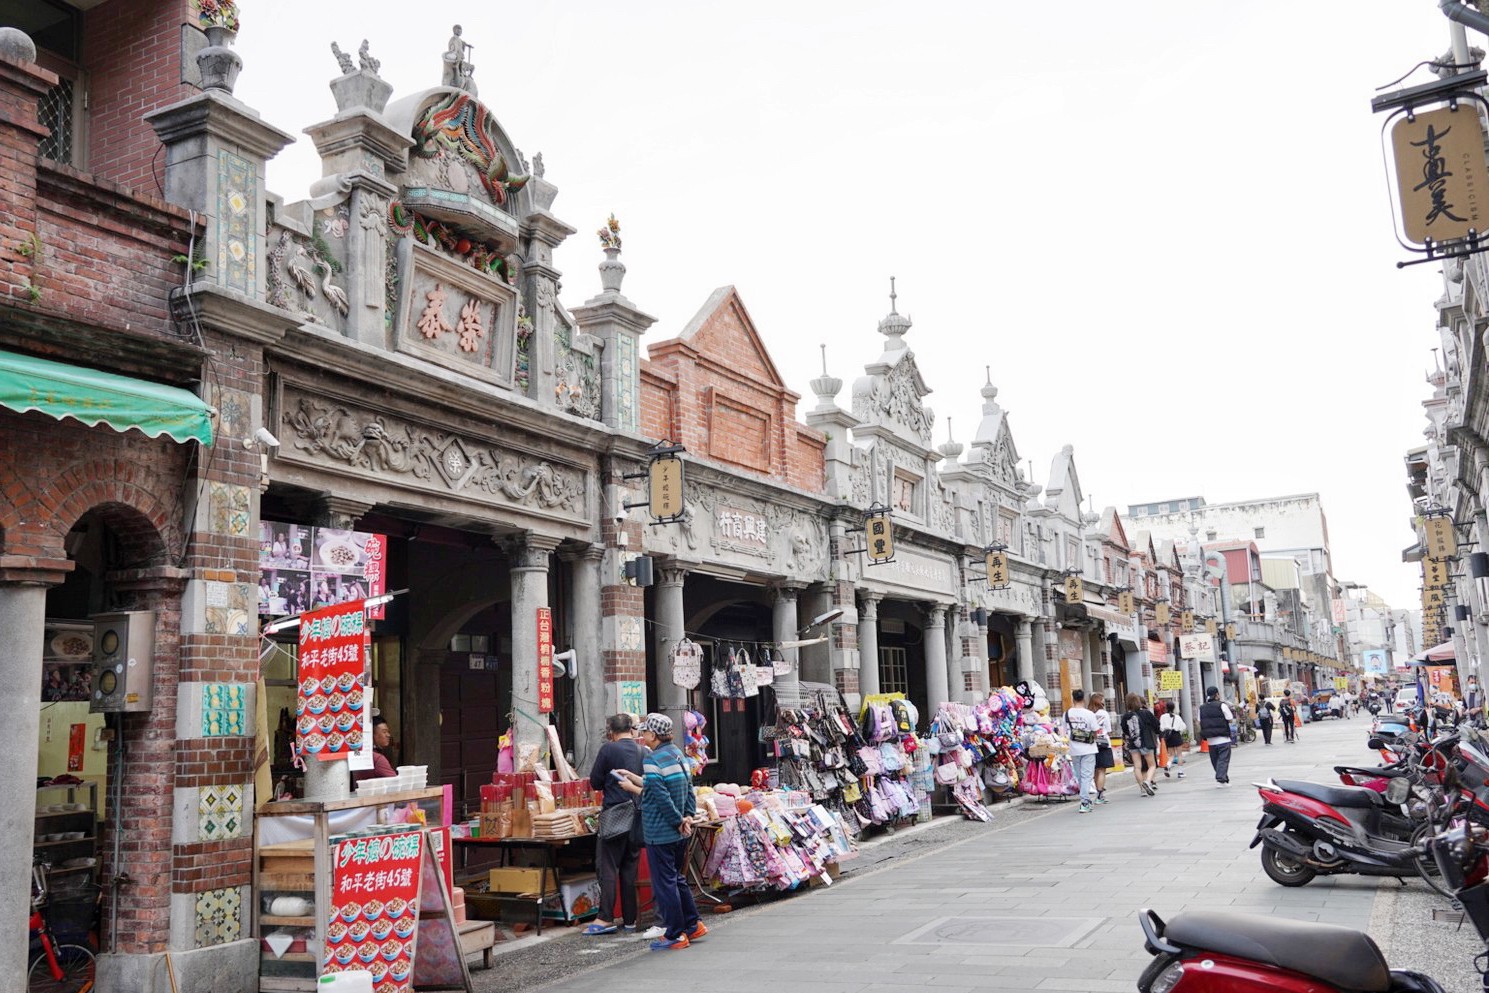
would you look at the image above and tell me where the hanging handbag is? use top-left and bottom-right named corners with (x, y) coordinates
top-left (598, 799), bottom-right (639, 840)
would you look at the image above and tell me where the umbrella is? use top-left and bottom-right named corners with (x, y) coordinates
top-left (1409, 641), bottom-right (1455, 665)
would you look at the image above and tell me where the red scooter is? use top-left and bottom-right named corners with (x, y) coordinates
top-left (1137, 826), bottom-right (1485, 992)
top-left (1251, 777), bottom-right (1436, 887)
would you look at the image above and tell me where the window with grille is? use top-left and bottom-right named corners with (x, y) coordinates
top-left (37, 76), bottom-right (74, 165)
top-left (879, 646), bottom-right (908, 696)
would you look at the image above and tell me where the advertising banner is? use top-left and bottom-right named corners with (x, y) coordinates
top-left (536, 607), bottom-right (554, 714)
top-left (324, 828), bottom-right (424, 990)
top-left (296, 600), bottom-right (368, 762)
top-left (1179, 633), bottom-right (1216, 663)
top-left (1158, 670), bottom-right (1184, 691)
top-left (259, 523), bottom-right (387, 619)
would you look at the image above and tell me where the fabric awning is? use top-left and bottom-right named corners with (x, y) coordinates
top-left (1410, 640), bottom-right (1455, 664)
top-left (0, 348), bottom-right (214, 445)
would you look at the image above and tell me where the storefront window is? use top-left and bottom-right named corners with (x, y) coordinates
top-left (879, 646), bottom-right (908, 696)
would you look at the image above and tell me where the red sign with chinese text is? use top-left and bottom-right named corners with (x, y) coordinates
top-left (537, 607), bottom-right (554, 714)
top-left (296, 600), bottom-right (368, 762)
top-left (363, 533), bottom-right (388, 620)
top-left (67, 723), bottom-right (85, 772)
top-left (324, 829), bottom-right (424, 989)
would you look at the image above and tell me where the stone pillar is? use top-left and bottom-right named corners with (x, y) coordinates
top-left (565, 546), bottom-right (604, 772)
top-left (771, 583), bottom-right (804, 702)
top-left (923, 604), bottom-right (951, 710)
top-left (1079, 628), bottom-right (1095, 698)
top-left (0, 559), bottom-right (68, 984)
top-left (857, 593), bottom-right (882, 699)
top-left (654, 564), bottom-right (689, 720)
top-left (509, 534), bottom-right (561, 755)
top-left (1015, 618), bottom-right (1035, 683)
top-left (798, 584), bottom-right (833, 684)
top-left (571, 239), bottom-right (658, 431)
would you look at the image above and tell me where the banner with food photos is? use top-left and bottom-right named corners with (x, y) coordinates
top-left (296, 600), bottom-right (368, 762)
top-left (258, 522), bottom-right (387, 620)
top-left (323, 827), bottom-right (424, 991)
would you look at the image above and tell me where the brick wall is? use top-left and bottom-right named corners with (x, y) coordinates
top-left (81, 0), bottom-right (196, 193)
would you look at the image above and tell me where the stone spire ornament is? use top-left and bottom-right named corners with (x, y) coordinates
top-left (938, 417), bottom-right (964, 462)
top-left (597, 214), bottom-right (625, 293)
top-left (809, 344), bottom-right (842, 409)
top-left (328, 38), bottom-right (391, 112)
top-left (877, 275), bottom-right (912, 350)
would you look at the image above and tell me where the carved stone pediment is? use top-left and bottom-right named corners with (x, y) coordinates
top-left (646, 480), bottom-right (829, 580)
top-left (393, 241), bottom-right (517, 388)
top-left (853, 354), bottom-right (934, 446)
top-left (281, 387), bottom-right (586, 523)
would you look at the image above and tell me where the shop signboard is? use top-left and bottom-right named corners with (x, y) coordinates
top-left (647, 450), bottom-right (686, 523)
top-left (1158, 669), bottom-right (1184, 692)
top-left (1179, 633), bottom-right (1215, 663)
top-left (1181, 610), bottom-right (1195, 634)
top-left (618, 680), bottom-right (645, 718)
top-left (1362, 648), bottom-right (1389, 674)
top-left (985, 548), bottom-right (1009, 588)
top-left (866, 512), bottom-right (895, 563)
top-left (536, 607), bottom-right (554, 714)
top-left (1333, 676), bottom-right (1349, 691)
top-left (1424, 557), bottom-right (1449, 589)
top-left (1428, 664), bottom-right (1462, 699)
top-left (865, 544), bottom-right (957, 599)
top-left (1148, 638), bottom-right (1169, 666)
top-left (1064, 574), bottom-right (1083, 603)
top-left (1391, 104), bottom-right (1489, 246)
top-left (325, 827), bottom-right (424, 990)
top-left (1155, 601), bottom-right (1171, 626)
top-left (258, 522), bottom-right (387, 619)
top-left (1424, 515), bottom-right (1458, 561)
top-left (1204, 617), bottom-right (1218, 635)
top-left (1117, 590), bottom-right (1134, 615)
top-left (296, 600), bottom-right (368, 762)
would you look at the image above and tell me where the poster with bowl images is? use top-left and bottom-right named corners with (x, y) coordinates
top-left (258, 524), bottom-right (386, 619)
top-left (324, 828), bottom-right (423, 991)
top-left (296, 600), bottom-right (368, 762)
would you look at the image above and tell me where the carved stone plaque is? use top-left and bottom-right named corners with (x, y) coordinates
top-left (394, 241), bottom-right (516, 388)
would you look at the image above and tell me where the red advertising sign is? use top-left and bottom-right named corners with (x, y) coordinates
top-left (362, 533), bottom-right (388, 620)
top-left (296, 600), bottom-right (368, 762)
top-left (324, 828), bottom-right (424, 990)
top-left (536, 607), bottom-right (554, 714)
top-left (66, 723), bottom-right (86, 772)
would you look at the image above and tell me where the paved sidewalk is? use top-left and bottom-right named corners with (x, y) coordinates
top-left (470, 719), bottom-right (1482, 993)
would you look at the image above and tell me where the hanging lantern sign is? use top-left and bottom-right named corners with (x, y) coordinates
top-left (1205, 617), bottom-right (1218, 636)
top-left (1373, 71), bottom-right (1489, 266)
top-left (866, 506), bottom-right (895, 564)
top-left (1424, 515), bottom-right (1458, 560)
top-left (623, 441), bottom-right (688, 525)
top-left (1155, 601), bottom-right (1171, 626)
top-left (985, 548), bottom-right (1010, 588)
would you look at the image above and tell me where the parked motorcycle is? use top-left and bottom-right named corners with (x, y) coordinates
top-left (1251, 776), bottom-right (1435, 886)
top-left (1137, 826), bottom-right (1485, 992)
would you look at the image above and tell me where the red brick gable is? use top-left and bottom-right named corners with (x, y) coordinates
top-left (640, 287), bottom-right (824, 492)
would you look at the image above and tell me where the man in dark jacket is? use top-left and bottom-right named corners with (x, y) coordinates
top-left (1198, 686), bottom-right (1236, 786)
top-left (1278, 691), bottom-right (1297, 743)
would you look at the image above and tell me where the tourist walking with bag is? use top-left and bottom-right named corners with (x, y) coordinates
top-left (1122, 693), bottom-right (1162, 795)
top-left (616, 713), bottom-right (706, 950)
top-left (585, 713), bottom-right (646, 935)
top-left (1158, 702), bottom-right (1187, 779)
top-left (1089, 691), bottom-right (1114, 804)
top-left (1065, 689), bottom-right (1101, 813)
top-left (1198, 686), bottom-right (1236, 785)
top-left (1278, 690), bottom-right (1297, 743)
top-left (1257, 697), bottom-right (1275, 745)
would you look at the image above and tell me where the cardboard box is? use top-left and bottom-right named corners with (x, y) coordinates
top-left (488, 866), bottom-right (553, 895)
top-left (542, 874), bottom-right (600, 918)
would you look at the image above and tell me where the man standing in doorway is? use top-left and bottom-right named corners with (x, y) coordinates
top-left (1199, 686), bottom-right (1236, 786)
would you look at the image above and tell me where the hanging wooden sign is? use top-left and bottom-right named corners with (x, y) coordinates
top-left (1155, 601), bottom-right (1171, 626)
top-left (866, 511), bottom-right (895, 564)
top-left (1064, 574), bottom-right (1083, 603)
top-left (985, 548), bottom-right (1009, 588)
top-left (1117, 590), bottom-right (1134, 615)
top-left (1424, 515), bottom-right (1458, 560)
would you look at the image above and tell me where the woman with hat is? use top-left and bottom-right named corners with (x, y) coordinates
top-left (616, 713), bottom-right (706, 950)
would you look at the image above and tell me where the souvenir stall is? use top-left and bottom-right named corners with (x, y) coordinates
top-left (924, 687), bottom-right (1027, 821)
top-left (693, 784), bottom-right (858, 894)
top-left (1012, 680), bottom-right (1079, 800)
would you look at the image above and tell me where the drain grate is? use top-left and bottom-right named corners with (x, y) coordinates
top-left (1431, 909), bottom-right (1465, 924)
top-left (895, 915), bottom-right (1103, 948)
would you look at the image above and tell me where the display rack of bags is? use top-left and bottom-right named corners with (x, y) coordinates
top-left (695, 787), bottom-right (858, 893)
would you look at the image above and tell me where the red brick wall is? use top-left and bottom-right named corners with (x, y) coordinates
top-left (81, 0), bottom-right (196, 192)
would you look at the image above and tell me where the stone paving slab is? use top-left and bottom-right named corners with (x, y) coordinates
top-left (473, 719), bottom-right (1479, 993)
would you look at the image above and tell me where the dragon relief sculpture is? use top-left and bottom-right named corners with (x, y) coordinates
top-left (286, 395), bottom-right (583, 514)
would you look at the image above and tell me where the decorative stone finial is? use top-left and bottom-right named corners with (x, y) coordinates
top-left (597, 214), bottom-right (625, 292)
top-left (358, 40), bottom-right (380, 74)
top-left (331, 42), bottom-right (355, 75)
top-left (196, 1), bottom-right (243, 94)
top-left (442, 25), bottom-right (477, 94)
top-left (938, 417), bottom-right (964, 462)
top-left (0, 27), bottom-right (38, 63)
top-left (981, 366), bottom-right (999, 409)
top-left (810, 343), bottom-right (843, 407)
top-left (329, 38), bottom-right (391, 112)
top-left (877, 275), bottom-right (912, 346)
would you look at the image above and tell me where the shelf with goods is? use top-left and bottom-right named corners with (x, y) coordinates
top-left (253, 787), bottom-right (446, 993)
top-left (34, 781), bottom-right (99, 878)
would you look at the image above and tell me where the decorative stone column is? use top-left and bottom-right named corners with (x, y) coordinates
top-left (798, 584), bottom-right (833, 685)
top-left (771, 583), bottom-right (804, 702)
top-left (0, 558), bottom-right (70, 985)
top-left (857, 593), bottom-right (882, 699)
top-left (564, 546), bottom-right (604, 772)
top-left (508, 534), bottom-right (561, 754)
top-left (571, 230), bottom-right (657, 431)
top-left (654, 564), bottom-right (689, 720)
top-left (1015, 618), bottom-right (1035, 683)
top-left (923, 604), bottom-right (951, 710)
top-left (1079, 628), bottom-right (1095, 699)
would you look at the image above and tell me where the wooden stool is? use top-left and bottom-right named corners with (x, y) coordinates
top-left (458, 919), bottom-right (497, 969)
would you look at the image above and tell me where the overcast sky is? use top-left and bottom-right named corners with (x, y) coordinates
top-left (235, 1), bottom-right (1456, 609)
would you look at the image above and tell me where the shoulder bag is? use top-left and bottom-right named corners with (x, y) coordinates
top-left (598, 798), bottom-right (640, 840)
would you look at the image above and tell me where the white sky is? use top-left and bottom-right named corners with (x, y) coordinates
top-left (234, 1), bottom-right (1457, 610)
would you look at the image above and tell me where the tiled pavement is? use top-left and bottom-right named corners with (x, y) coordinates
top-left (474, 717), bottom-right (1482, 992)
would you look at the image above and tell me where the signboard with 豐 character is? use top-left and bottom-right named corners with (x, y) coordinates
top-left (867, 512), bottom-right (894, 563)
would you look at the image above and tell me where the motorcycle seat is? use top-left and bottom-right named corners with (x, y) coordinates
top-left (1274, 779), bottom-right (1384, 809)
top-left (1164, 910), bottom-right (1391, 992)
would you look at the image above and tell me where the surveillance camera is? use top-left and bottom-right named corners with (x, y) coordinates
top-left (244, 427), bottom-right (281, 451)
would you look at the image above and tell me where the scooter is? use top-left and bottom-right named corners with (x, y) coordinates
top-left (1251, 777), bottom-right (1433, 886)
top-left (1137, 827), bottom-right (1485, 992)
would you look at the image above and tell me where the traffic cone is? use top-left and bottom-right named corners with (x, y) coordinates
top-left (1199, 738), bottom-right (1210, 753)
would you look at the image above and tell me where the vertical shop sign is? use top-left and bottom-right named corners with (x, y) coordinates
top-left (1391, 104), bottom-right (1488, 246)
top-left (536, 607), bottom-right (554, 714)
top-left (363, 533), bottom-right (388, 620)
top-left (985, 548), bottom-right (1009, 588)
top-left (1424, 515), bottom-right (1458, 560)
top-left (866, 511), bottom-right (894, 563)
top-left (297, 600), bottom-right (368, 761)
top-left (325, 828), bottom-right (424, 990)
top-left (1063, 574), bottom-right (1083, 603)
top-left (66, 723), bottom-right (86, 772)
top-left (1155, 601), bottom-right (1171, 626)
top-left (648, 450), bottom-right (686, 522)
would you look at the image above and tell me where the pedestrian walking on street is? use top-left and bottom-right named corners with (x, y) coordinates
top-left (586, 713), bottom-right (646, 936)
top-left (1089, 691), bottom-right (1114, 803)
top-left (1199, 686), bottom-right (1236, 785)
top-left (1121, 693), bottom-right (1162, 796)
top-left (1158, 702), bottom-right (1187, 779)
top-left (1278, 690), bottom-right (1298, 743)
top-left (1064, 689), bottom-right (1101, 813)
top-left (616, 713), bottom-right (706, 950)
top-left (1258, 697), bottom-right (1275, 745)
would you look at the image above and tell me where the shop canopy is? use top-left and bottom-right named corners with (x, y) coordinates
top-left (1410, 640), bottom-right (1455, 665)
top-left (0, 348), bottom-right (214, 445)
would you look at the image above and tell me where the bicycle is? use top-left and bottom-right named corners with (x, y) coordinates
top-left (28, 862), bottom-right (95, 993)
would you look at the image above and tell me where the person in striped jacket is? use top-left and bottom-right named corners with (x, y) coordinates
top-left (616, 713), bottom-right (706, 950)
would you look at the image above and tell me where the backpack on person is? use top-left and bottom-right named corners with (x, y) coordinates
top-left (1122, 710), bottom-right (1142, 744)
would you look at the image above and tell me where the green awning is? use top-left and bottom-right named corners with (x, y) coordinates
top-left (0, 348), bottom-right (214, 446)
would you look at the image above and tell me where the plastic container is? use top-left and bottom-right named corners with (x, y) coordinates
top-left (317, 972), bottom-right (373, 993)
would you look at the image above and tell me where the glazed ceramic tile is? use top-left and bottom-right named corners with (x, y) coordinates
top-left (201, 682), bottom-right (247, 737)
top-left (194, 886), bottom-right (241, 946)
top-left (198, 783), bottom-right (244, 841)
